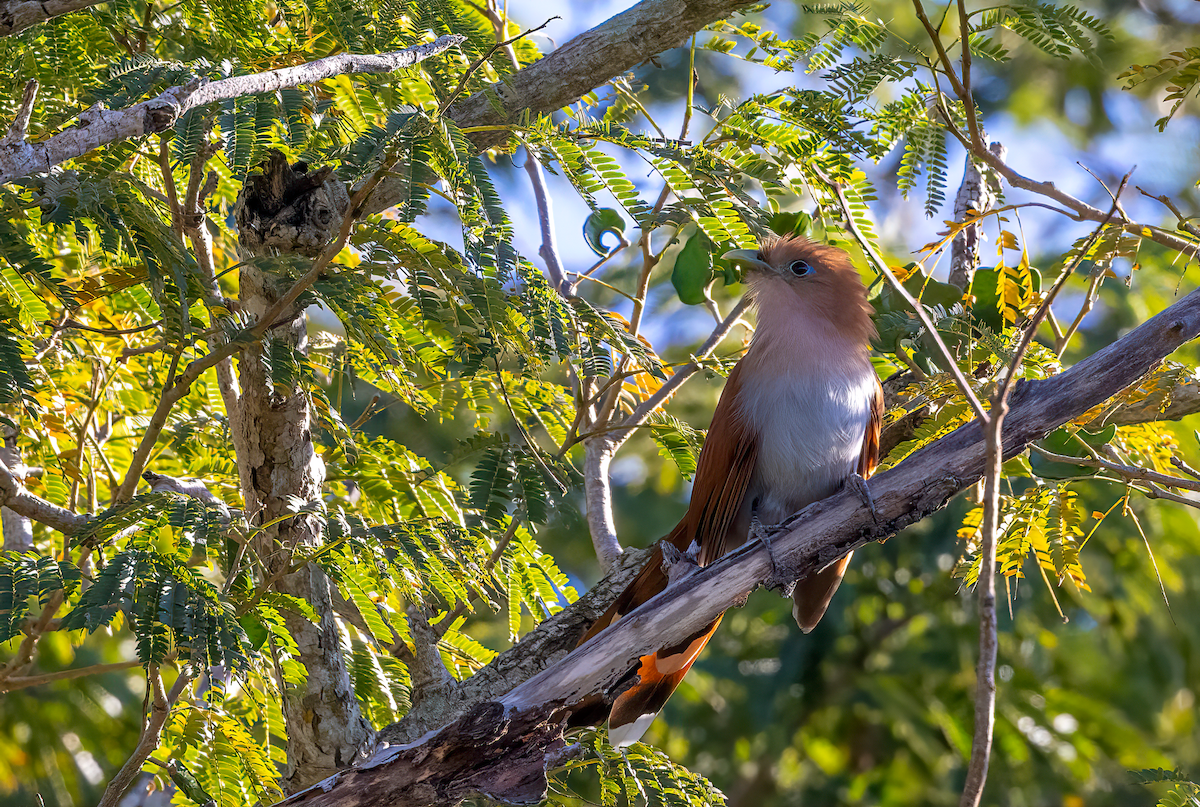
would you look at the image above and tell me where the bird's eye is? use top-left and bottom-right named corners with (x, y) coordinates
top-left (789, 260), bottom-right (813, 276)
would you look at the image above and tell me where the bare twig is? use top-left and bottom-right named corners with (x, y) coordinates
top-left (817, 166), bottom-right (989, 422)
top-left (612, 296), bottom-right (751, 450)
top-left (583, 439), bottom-right (622, 572)
top-left (439, 19), bottom-right (556, 114)
top-left (959, 185), bottom-right (1123, 807)
top-left (0, 659), bottom-right (144, 693)
top-left (433, 517), bottom-right (522, 637)
top-left (1138, 186), bottom-right (1200, 240)
top-left (53, 318), bottom-right (160, 336)
top-left (913, 0), bottom-right (979, 146)
top-left (96, 667), bottom-right (194, 807)
top-left (524, 152), bottom-right (571, 297)
top-left (0, 36), bottom-right (465, 184)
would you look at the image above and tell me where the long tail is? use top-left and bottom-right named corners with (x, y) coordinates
top-left (606, 615), bottom-right (721, 746)
top-left (574, 524), bottom-right (724, 746)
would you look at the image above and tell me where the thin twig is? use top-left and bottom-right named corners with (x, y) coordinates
top-left (0, 659), bottom-right (144, 693)
top-left (1138, 186), bottom-right (1200, 240)
top-left (523, 152), bottom-right (571, 297)
top-left (817, 165), bottom-right (988, 422)
top-left (157, 134), bottom-right (183, 239)
top-left (433, 516), bottom-right (522, 637)
top-left (958, 179), bottom-right (1125, 807)
top-left (1030, 444), bottom-right (1200, 495)
top-left (439, 19), bottom-right (557, 115)
top-left (494, 361), bottom-right (567, 494)
top-left (613, 296), bottom-right (751, 449)
top-left (913, 0), bottom-right (979, 146)
top-left (96, 667), bottom-right (194, 807)
top-left (53, 318), bottom-right (160, 336)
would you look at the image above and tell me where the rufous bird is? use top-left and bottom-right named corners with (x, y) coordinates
top-left (576, 235), bottom-right (883, 747)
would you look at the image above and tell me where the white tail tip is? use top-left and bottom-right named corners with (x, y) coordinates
top-left (607, 712), bottom-right (658, 748)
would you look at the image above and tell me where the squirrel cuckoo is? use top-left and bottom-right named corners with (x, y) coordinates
top-left (576, 235), bottom-right (883, 747)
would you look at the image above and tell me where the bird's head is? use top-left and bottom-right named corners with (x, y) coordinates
top-left (723, 235), bottom-right (875, 346)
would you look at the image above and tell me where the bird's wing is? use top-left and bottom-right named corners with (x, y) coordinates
top-left (575, 360), bottom-right (759, 745)
top-left (792, 373), bottom-right (884, 631)
top-left (579, 359), bottom-right (758, 642)
top-left (857, 373), bottom-right (884, 478)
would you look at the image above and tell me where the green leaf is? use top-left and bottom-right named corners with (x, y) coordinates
top-left (671, 226), bottom-right (715, 305)
top-left (583, 208), bottom-right (626, 256)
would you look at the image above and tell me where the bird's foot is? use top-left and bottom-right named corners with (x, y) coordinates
top-left (847, 472), bottom-right (878, 523)
top-left (660, 539), bottom-right (701, 584)
top-left (751, 515), bottom-right (795, 597)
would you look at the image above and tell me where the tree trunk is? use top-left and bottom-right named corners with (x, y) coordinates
top-left (236, 154), bottom-right (374, 793)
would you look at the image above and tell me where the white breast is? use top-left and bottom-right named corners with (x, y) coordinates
top-left (738, 363), bottom-right (875, 525)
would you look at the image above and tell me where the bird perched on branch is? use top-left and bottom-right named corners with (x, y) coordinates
top-left (576, 235), bottom-right (883, 747)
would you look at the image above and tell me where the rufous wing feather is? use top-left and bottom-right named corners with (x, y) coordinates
top-left (791, 375), bottom-right (884, 631)
top-left (577, 362), bottom-right (759, 745)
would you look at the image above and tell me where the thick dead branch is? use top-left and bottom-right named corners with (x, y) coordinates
top-left (0, 36), bottom-right (463, 184)
top-left (380, 547), bottom-right (650, 745)
top-left (282, 702), bottom-right (568, 807)
top-left (282, 282), bottom-right (1200, 807)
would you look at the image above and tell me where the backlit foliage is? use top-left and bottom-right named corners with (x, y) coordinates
top-left (1, 0), bottom-right (1198, 805)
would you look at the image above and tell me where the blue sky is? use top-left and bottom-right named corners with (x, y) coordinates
top-left (419, 1), bottom-right (1200, 349)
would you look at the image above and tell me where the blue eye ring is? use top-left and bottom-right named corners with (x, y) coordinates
top-left (789, 260), bottom-right (813, 276)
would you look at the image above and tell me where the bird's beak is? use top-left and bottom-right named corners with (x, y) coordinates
top-left (721, 249), bottom-right (771, 273)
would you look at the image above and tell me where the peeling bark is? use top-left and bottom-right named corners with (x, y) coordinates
top-left (281, 702), bottom-right (567, 807)
top-left (236, 155), bottom-right (374, 793)
top-left (279, 284), bottom-right (1200, 807)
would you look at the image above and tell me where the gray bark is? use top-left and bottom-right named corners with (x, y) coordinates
top-left (0, 425), bottom-right (32, 551)
top-left (235, 157), bottom-right (374, 793)
top-left (276, 282), bottom-right (1200, 807)
top-left (0, 38), bottom-right (463, 185)
top-left (365, 0), bottom-right (757, 214)
top-left (948, 142), bottom-right (1006, 290)
top-left (0, 0), bottom-right (106, 36)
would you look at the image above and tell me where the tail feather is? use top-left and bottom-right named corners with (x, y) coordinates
top-left (792, 552), bottom-right (852, 632)
top-left (607, 617), bottom-right (721, 747)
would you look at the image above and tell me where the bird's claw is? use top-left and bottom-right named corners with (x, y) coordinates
top-left (847, 472), bottom-right (877, 523)
top-left (660, 540), bottom-right (701, 583)
top-left (751, 515), bottom-right (795, 597)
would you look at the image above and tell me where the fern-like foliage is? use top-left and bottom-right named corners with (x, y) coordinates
top-left (60, 548), bottom-right (250, 670)
top-left (547, 730), bottom-right (727, 806)
top-left (973, 2), bottom-right (1112, 62)
top-left (0, 553), bottom-right (82, 643)
top-left (1131, 768), bottom-right (1200, 807)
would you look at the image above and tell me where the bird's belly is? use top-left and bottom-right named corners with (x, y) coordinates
top-left (740, 371), bottom-right (873, 525)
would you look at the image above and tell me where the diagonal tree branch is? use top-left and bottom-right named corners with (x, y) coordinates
top-left (0, 456), bottom-right (87, 534)
top-left (0, 36), bottom-right (464, 184)
top-left (278, 270), bottom-right (1200, 807)
top-left (0, 0), bottom-right (106, 37)
top-left (365, 0), bottom-right (757, 213)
